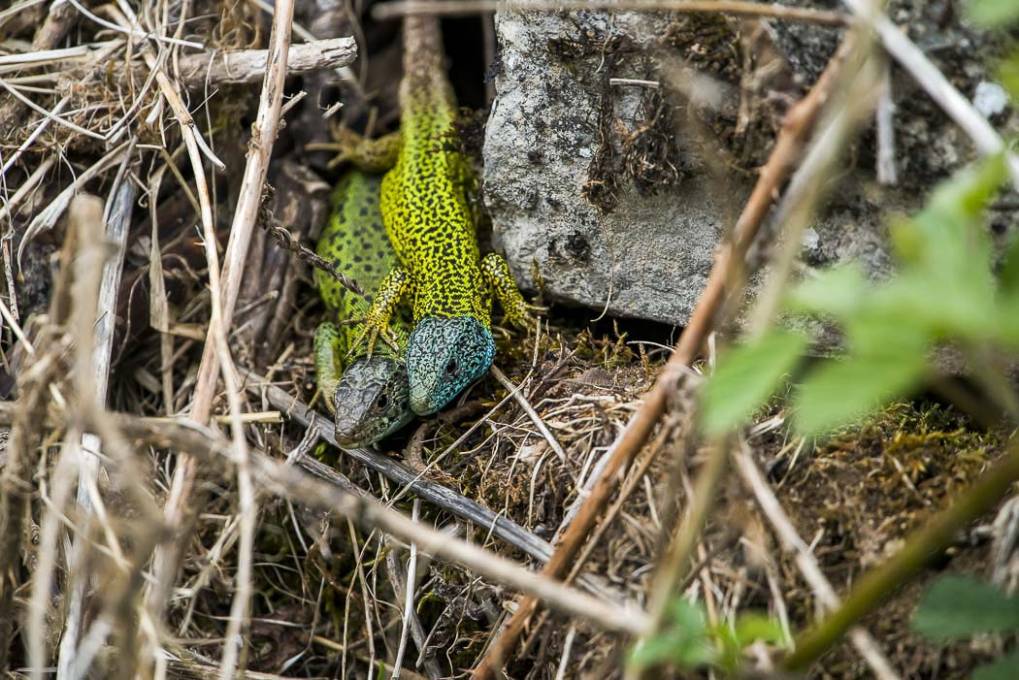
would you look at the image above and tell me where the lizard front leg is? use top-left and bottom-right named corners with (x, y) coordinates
top-left (348, 266), bottom-right (413, 358)
top-left (480, 252), bottom-right (533, 329)
top-left (327, 128), bottom-right (401, 173)
top-left (314, 322), bottom-right (345, 413)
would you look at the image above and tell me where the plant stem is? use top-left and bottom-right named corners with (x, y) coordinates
top-left (626, 437), bottom-right (730, 680)
top-left (782, 440), bottom-right (1019, 672)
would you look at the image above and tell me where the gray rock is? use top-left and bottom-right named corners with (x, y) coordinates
top-left (484, 10), bottom-right (737, 325)
top-left (483, 5), bottom-right (1017, 326)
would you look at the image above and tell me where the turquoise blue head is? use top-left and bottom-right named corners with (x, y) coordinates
top-left (406, 316), bottom-right (495, 415)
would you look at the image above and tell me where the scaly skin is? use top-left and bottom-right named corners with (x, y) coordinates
top-left (344, 15), bottom-right (531, 415)
top-left (314, 170), bottom-right (414, 447)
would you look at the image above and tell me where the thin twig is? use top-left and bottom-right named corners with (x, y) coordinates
top-left (392, 500), bottom-right (421, 680)
top-left (0, 407), bottom-right (658, 637)
top-left (491, 366), bottom-right (567, 463)
top-left (248, 373), bottom-right (558, 565)
top-left (264, 218), bottom-right (364, 296)
top-left (875, 61), bottom-right (897, 186)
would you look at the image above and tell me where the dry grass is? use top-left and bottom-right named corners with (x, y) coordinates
top-left (0, 1), bottom-right (1016, 679)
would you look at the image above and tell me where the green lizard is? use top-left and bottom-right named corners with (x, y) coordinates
top-left (337, 14), bottom-right (531, 416)
top-left (314, 169), bottom-right (414, 447)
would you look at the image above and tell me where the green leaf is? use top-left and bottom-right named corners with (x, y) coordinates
top-left (628, 633), bottom-right (683, 669)
top-left (1001, 233), bottom-right (1019, 296)
top-left (700, 330), bottom-right (809, 436)
top-left (785, 264), bottom-right (870, 319)
top-left (974, 651), bottom-right (1019, 680)
top-left (629, 598), bottom-right (717, 670)
top-left (968, 0), bottom-right (1019, 27)
top-left (913, 575), bottom-right (1019, 640)
top-left (734, 613), bottom-right (787, 647)
top-left (893, 156), bottom-right (1004, 276)
top-left (880, 157), bottom-right (1006, 344)
top-left (927, 153), bottom-right (1006, 221)
top-left (857, 275), bottom-right (996, 344)
top-left (1001, 54), bottom-right (1019, 102)
top-left (793, 346), bottom-right (928, 436)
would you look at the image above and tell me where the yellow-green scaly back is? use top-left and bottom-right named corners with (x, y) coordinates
top-left (380, 15), bottom-right (488, 323)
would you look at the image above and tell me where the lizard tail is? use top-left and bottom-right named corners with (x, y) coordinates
top-left (401, 13), bottom-right (455, 110)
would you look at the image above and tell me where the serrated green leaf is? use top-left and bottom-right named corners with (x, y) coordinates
top-left (700, 330), bottom-right (808, 436)
top-left (913, 576), bottom-right (1019, 640)
top-left (973, 651), bottom-right (1019, 680)
top-left (968, 0), bottom-right (1019, 27)
top-left (793, 347), bottom-right (928, 436)
top-left (785, 264), bottom-right (869, 319)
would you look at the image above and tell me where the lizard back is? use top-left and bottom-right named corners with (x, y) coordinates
top-left (381, 14), bottom-right (488, 324)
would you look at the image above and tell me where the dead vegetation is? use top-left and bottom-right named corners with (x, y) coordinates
top-left (0, 1), bottom-right (1017, 679)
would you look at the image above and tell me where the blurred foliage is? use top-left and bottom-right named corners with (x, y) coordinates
top-left (628, 598), bottom-right (785, 675)
top-left (913, 575), bottom-right (1019, 679)
top-left (702, 153), bottom-right (1013, 436)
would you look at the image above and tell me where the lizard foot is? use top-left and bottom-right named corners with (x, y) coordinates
top-left (345, 318), bottom-right (400, 358)
top-left (480, 252), bottom-right (536, 331)
top-left (324, 127), bottom-right (401, 173)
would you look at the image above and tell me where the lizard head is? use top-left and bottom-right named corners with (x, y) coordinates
top-left (406, 316), bottom-right (495, 415)
top-left (333, 356), bottom-right (414, 447)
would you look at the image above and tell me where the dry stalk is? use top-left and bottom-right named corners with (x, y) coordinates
top-left (58, 167), bottom-right (137, 676)
top-left (146, 6), bottom-right (301, 674)
top-left (0, 345), bottom-right (62, 668)
top-left (385, 532), bottom-right (443, 679)
top-left (470, 33), bottom-right (857, 680)
top-left (392, 500), bottom-right (422, 680)
top-left (0, 409), bottom-right (660, 637)
top-left (27, 193), bottom-right (106, 679)
top-left (175, 37), bottom-right (356, 87)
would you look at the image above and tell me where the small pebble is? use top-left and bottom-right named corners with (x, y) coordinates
top-left (974, 81), bottom-right (1009, 118)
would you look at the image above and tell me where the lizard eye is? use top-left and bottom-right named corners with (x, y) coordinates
top-left (375, 393), bottom-right (389, 409)
top-left (445, 357), bottom-right (459, 376)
